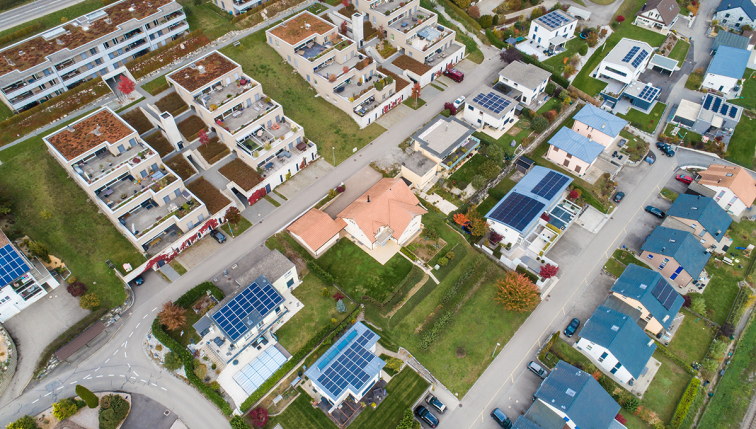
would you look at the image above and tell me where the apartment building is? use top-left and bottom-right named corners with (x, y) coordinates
top-left (210, 0), bottom-right (263, 16)
top-left (0, 0), bottom-right (187, 113)
top-left (43, 107), bottom-right (212, 255)
top-left (167, 51), bottom-right (318, 200)
top-left (266, 11), bottom-right (409, 127)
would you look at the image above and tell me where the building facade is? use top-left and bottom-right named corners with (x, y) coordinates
top-left (696, 164), bottom-right (756, 215)
top-left (464, 85), bottom-right (517, 130)
top-left (715, 0), bottom-right (756, 30)
top-left (634, 0), bottom-right (680, 32)
top-left (497, 61), bottom-right (551, 106)
top-left (640, 227), bottom-right (712, 287)
top-left (527, 9), bottom-right (577, 52)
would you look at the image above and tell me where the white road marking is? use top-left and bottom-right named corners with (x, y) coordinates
top-left (113, 350), bottom-right (118, 356)
top-left (56, 386), bottom-right (64, 391)
top-left (143, 314), bottom-right (147, 319)
top-left (96, 367), bottom-right (101, 372)
top-left (105, 359), bottom-right (110, 363)
top-left (120, 375), bottom-right (126, 378)
top-left (134, 371), bottom-right (139, 377)
top-left (151, 383), bottom-right (157, 386)
top-left (129, 332), bottom-right (133, 338)
top-left (96, 375), bottom-right (103, 378)
top-left (109, 374), bottom-right (114, 377)
top-left (124, 341), bottom-right (128, 347)
top-left (44, 393), bottom-right (51, 397)
top-left (32, 399), bottom-right (39, 403)
top-left (152, 307), bottom-right (157, 311)
top-left (130, 376), bottom-right (136, 379)
top-left (136, 322), bottom-right (140, 328)
top-left (140, 379), bottom-right (147, 383)
top-left (124, 352), bottom-right (127, 358)
top-left (161, 387), bottom-right (167, 391)
top-left (69, 381), bottom-right (76, 385)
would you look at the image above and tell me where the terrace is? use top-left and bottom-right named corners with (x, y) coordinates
top-left (169, 52), bottom-right (238, 93)
top-left (193, 75), bottom-right (259, 112)
top-left (389, 9), bottom-right (434, 33)
top-left (214, 97), bottom-right (278, 136)
top-left (371, 0), bottom-right (407, 15)
top-left (236, 117), bottom-right (297, 157)
top-left (408, 25), bottom-right (452, 53)
top-left (74, 142), bottom-right (155, 184)
top-left (96, 169), bottom-right (177, 211)
top-left (295, 36), bottom-right (353, 62)
top-left (425, 42), bottom-right (462, 67)
top-left (257, 141), bottom-right (316, 176)
top-left (335, 76), bottom-right (376, 102)
top-left (315, 56), bottom-right (361, 80)
top-left (118, 191), bottom-right (201, 239)
top-left (441, 136), bottom-right (480, 169)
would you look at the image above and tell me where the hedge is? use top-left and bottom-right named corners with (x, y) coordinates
top-left (176, 281), bottom-right (223, 307)
top-left (400, 247), bottom-right (418, 261)
top-left (75, 385), bottom-right (99, 408)
top-left (306, 261), bottom-right (335, 285)
top-left (0, 22), bottom-right (45, 47)
top-left (538, 332), bottom-right (559, 363)
top-left (485, 29), bottom-right (506, 49)
top-left (670, 378), bottom-right (701, 429)
top-left (654, 340), bottom-right (698, 376)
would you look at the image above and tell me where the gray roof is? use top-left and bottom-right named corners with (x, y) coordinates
top-left (580, 305), bottom-right (657, 378)
top-left (411, 115), bottom-right (477, 159)
top-left (402, 151), bottom-right (436, 176)
top-left (467, 84), bottom-right (517, 119)
top-left (713, 31), bottom-right (751, 51)
top-left (611, 264), bottom-right (684, 330)
top-left (193, 315), bottom-right (212, 336)
top-left (666, 194), bottom-right (732, 240)
top-left (649, 54), bottom-right (679, 71)
top-left (603, 38), bottom-right (654, 72)
top-left (636, 0), bottom-right (680, 25)
top-left (524, 400), bottom-right (569, 429)
top-left (573, 104), bottom-right (629, 138)
top-left (236, 249), bottom-right (295, 286)
top-left (499, 61), bottom-right (551, 90)
top-left (548, 127), bottom-right (606, 163)
top-left (512, 416), bottom-right (545, 429)
top-left (641, 227), bottom-right (711, 278)
top-left (533, 361), bottom-right (621, 429)
top-left (603, 294), bottom-right (642, 323)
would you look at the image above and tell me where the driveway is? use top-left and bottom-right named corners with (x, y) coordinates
top-left (323, 166), bottom-right (383, 217)
top-left (122, 393), bottom-right (180, 429)
top-left (558, 271), bottom-right (616, 345)
top-left (548, 225), bottom-right (596, 270)
top-left (274, 158), bottom-right (334, 200)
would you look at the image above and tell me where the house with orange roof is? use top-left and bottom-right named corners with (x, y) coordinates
top-left (337, 178), bottom-right (426, 250)
top-left (696, 164), bottom-right (756, 216)
top-left (287, 208), bottom-right (347, 257)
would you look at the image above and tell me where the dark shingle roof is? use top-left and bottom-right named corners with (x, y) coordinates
top-left (579, 305), bottom-right (657, 378)
top-left (713, 31), bottom-right (751, 51)
top-left (512, 416), bottom-right (545, 429)
top-left (611, 264), bottom-right (684, 330)
top-left (717, 0), bottom-right (756, 20)
top-left (641, 227), bottom-right (712, 278)
top-left (666, 194), bottom-right (732, 240)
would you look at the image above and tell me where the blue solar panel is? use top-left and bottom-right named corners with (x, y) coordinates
top-left (637, 86), bottom-right (659, 102)
top-left (472, 91), bottom-right (511, 115)
top-left (488, 193), bottom-right (545, 231)
top-left (316, 336), bottom-right (378, 398)
top-left (0, 244), bottom-right (31, 288)
top-left (631, 50), bottom-right (648, 68)
top-left (729, 106), bottom-right (739, 118)
top-left (532, 171), bottom-right (569, 199)
top-left (622, 46), bottom-right (640, 63)
top-left (703, 94), bottom-right (713, 110)
top-left (713, 97), bottom-right (722, 112)
top-left (537, 11), bottom-right (572, 29)
top-left (211, 279), bottom-right (283, 342)
top-left (721, 105), bottom-right (729, 116)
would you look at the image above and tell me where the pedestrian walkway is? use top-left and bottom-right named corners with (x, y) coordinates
top-left (159, 264), bottom-right (181, 282)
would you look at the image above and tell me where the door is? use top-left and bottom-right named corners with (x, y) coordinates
top-left (265, 184), bottom-right (271, 193)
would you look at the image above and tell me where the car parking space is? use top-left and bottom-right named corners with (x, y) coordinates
top-left (559, 271), bottom-right (616, 345)
top-left (615, 161), bottom-right (653, 190)
top-left (548, 223), bottom-right (596, 270)
top-left (487, 368), bottom-right (544, 428)
top-left (623, 191), bottom-right (672, 253)
top-left (666, 168), bottom-right (693, 194)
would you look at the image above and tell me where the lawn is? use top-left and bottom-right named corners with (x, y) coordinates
top-left (316, 240), bottom-right (414, 303)
top-left (537, 96), bottom-right (563, 114)
top-left (143, 132), bottom-right (175, 158)
top-left (726, 117), bottom-right (756, 169)
top-left (449, 153), bottom-right (486, 185)
top-left (403, 97), bottom-right (426, 110)
top-left (700, 259), bottom-right (745, 325)
top-left (178, 0), bottom-right (236, 41)
top-left (0, 100), bottom-right (12, 122)
top-left (0, 0), bottom-right (104, 48)
top-left (613, 249), bottom-right (653, 270)
top-left (429, 1), bottom-right (483, 64)
top-left (266, 387), bottom-right (335, 429)
top-left (155, 92), bottom-right (188, 116)
top-left (220, 217), bottom-right (252, 237)
top-left (660, 187), bottom-right (678, 201)
top-left (617, 103), bottom-right (666, 133)
top-left (197, 137), bottom-right (230, 164)
top-left (543, 38), bottom-right (586, 76)
top-left (220, 32), bottom-right (385, 166)
top-left (0, 118), bottom-right (146, 308)
top-left (643, 353), bottom-right (693, 424)
top-left (141, 75), bottom-right (169, 96)
top-left (666, 309), bottom-right (716, 365)
top-left (474, 123), bottom-right (532, 157)
top-left (731, 71), bottom-right (756, 111)
top-left (619, 129), bottom-right (649, 161)
top-left (668, 41), bottom-right (690, 66)
top-left (662, 123), bottom-right (702, 146)
top-left (603, 258), bottom-right (627, 277)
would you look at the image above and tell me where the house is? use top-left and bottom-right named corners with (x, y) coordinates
top-left (640, 227), bottom-right (712, 286)
top-left (527, 10), bottom-right (578, 53)
top-left (486, 166), bottom-right (573, 247)
top-left (576, 305), bottom-right (657, 384)
top-left (696, 164), bottom-right (756, 215)
top-left (305, 322), bottom-right (386, 412)
top-left (715, 0), bottom-right (756, 30)
top-left (464, 85), bottom-right (517, 131)
top-left (663, 194), bottom-right (733, 252)
top-left (701, 46), bottom-right (749, 95)
top-left (167, 51), bottom-right (318, 203)
top-left (524, 361), bottom-right (624, 429)
top-left (338, 178), bottom-right (426, 250)
top-left (610, 264), bottom-right (684, 336)
top-left (497, 61), bottom-right (551, 106)
top-left (572, 104), bottom-right (629, 147)
top-left (545, 127), bottom-right (605, 177)
top-left (0, 0), bottom-right (187, 113)
top-left (411, 115), bottom-right (480, 171)
top-left (711, 31), bottom-right (752, 53)
top-left (400, 151), bottom-right (438, 190)
top-left (287, 208), bottom-right (347, 257)
top-left (265, 12), bottom-right (412, 128)
top-left (669, 95), bottom-right (742, 144)
top-left (742, 30), bottom-right (756, 49)
top-left (634, 0), bottom-right (680, 32)
top-left (0, 231), bottom-right (60, 323)
top-left (596, 39), bottom-right (654, 85)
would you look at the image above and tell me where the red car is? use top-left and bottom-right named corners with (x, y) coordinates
top-left (443, 68), bottom-right (464, 82)
top-left (676, 174), bottom-right (693, 184)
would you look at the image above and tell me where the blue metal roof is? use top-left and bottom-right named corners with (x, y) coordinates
top-left (712, 31), bottom-right (751, 51)
top-left (548, 127), bottom-right (606, 164)
top-left (0, 243), bottom-right (31, 289)
top-left (611, 264), bottom-right (684, 330)
top-left (580, 305), bottom-right (657, 378)
top-left (512, 416), bottom-right (544, 429)
top-left (641, 227), bottom-right (712, 278)
top-left (717, 0), bottom-right (756, 20)
top-left (211, 275), bottom-right (283, 342)
top-left (305, 322), bottom-right (385, 403)
top-left (667, 194), bottom-right (732, 241)
top-left (706, 46), bottom-right (750, 79)
top-left (572, 104), bottom-right (628, 138)
top-left (534, 361), bottom-right (621, 429)
top-left (485, 166), bottom-right (572, 234)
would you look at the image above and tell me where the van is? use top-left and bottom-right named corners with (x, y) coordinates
top-left (443, 68), bottom-right (464, 82)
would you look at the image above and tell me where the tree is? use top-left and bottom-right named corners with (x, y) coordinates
top-left (53, 397), bottom-right (80, 420)
top-left (79, 292), bottom-right (100, 310)
top-left (495, 272), bottom-right (540, 311)
top-left (568, 189), bottom-right (579, 200)
top-left (539, 264), bottom-right (558, 279)
top-left (500, 47), bottom-right (522, 63)
top-left (489, 230), bottom-right (503, 245)
top-left (471, 174), bottom-right (486, 189)
top-left (198, 129), bottom-right (209, 146)
top-left (6, 416), bottom-right (39, 429)
top-left (481, 159), bottom-right (501, 179)
top-left (466, 206), bottom-right (489, 237)
top-left (562, 64), bottom-right (576, 77)
top-left (340, 20), bottom-right (348, 35)
top-left (341, 0), bottom-right (349, 7)
top-left (446, 251), bottom-right (455, 260)
top-left (321, 287), bottom-right (330, 297)
top-left (578, 43), bottom-right (588, 56)
top-left (396, 408), bottom-right (415, 429)
top-left (28, 241), bottom-right (51, 263)
top-left (453, 0), bottom-right (471, 9)
top-left (230, 416), bottom-right (250, 429)
top-left (164, 351), bottom-right (183, 370)
top-left (66, 281), bottom-right (88, 297)
top-left (377, 25), bottom-right (385, 40)
top-left (586, 31), bottom-right (598, 47)
top-left (479, 14), bottom-right (493, 28)
top-left (468, 4), bottom-right (480, 18)
top-left (622, 396), bottom-right (640, 413)
top-left (336, 299), bottom-right (347, 313)
top-left (193, 362), bottom-right (208, 379)
top-left (249, 407), bottom-right (269, 427)
top-left (438, 257), bottom-right (449, 266)
top-left (720, 322), bottom-right (735, 338)
top-left (506, 0), bottom-right (521, 10)
top-left (224, 206), bottom-right (242, 236)
top-left (117, 75), bottom-right (135, 98)
top-left (443, 102), bottom-right (457, 115)
top-left (411, 83), bottom-right (421, 108)
top-left (158, 301), bottom-right (187, 331)
top-left (453, 213), bottom-right (470, 226)
top-left (708, 339), bottom-right (728, 361)
top-left (486, 143), bottom-right (505, 163)
top-left (616, 15), bottom-right (625, 23)
top-left (690, 295), bottom-right (706, 314)
top-left (76, 385), bottom-right (99, 408)
top-left (545, 82), bottom-right (556, 95)
top-left (531, 115), bottom-right (549, 133)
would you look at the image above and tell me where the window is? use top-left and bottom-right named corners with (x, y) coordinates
top-left (198, 214), bottom-right (204, 222)
top-left (275, 40), bottom-right (279, 48)
top-left (598, 352), bottom-right (608, 362)
top-left (90, 48), bottom-right (98, 55)
top-left (566, 153), bottom-right (572, 159)
top-left (174, 189), bottom-right (181, 198)
top-left (725, 13), bottom-right (730, 17)
top-left (659, 258), bottom-right (669, 269)
top-left (117, 145), bottom-right (125, 153)
top-left (187, 221), bottom-right (194, 229)
top-left (610, 362), bottom-right (621, 374)
top-left (468, 105), bottom-right (474, 111)
top-left (647, 254), bottom-right (654, 259)
top-left (286, 278), bottom-right (294, 287)
top-left (605, 66), bottom-right (628, 77)
top-left (163, 196), bottom-right (171, 204)
top-left (575, 165), bottom-right (581, 173)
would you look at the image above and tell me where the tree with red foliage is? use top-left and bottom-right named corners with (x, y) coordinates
top-left (489, 230), bottom-right (503, 245)
top-left (333, 292), bottom-right (345, 301)
top-left (682, 294), bottom-right (692, 307)
top-left (496, 272), bottom-right (540, 312)
top-left (248, 188), bottom-right (266, 205)
top-left (539, 264), bottom-right (558, 279)
top-left (569, 189), bottom-right (579, 200)
top-left (198, 129), bottom-right (210, 146)
top-left (443, 102), bottom-right (457, 115)
top-left (500, 47), bottom-right (523, 63)
top-left (117, 75), bottom-right (135, 98)
top-left (616, 15), bottom-right (625, 23)
top-left (614, 413), bottom-right (627, 425)
top-left (468, 4), bottom-right (480, 18)
top-left (453, 213), bottom-right (470, 227)
top-left (248, 407), bottom-right (269, 428)
top-left (340, 20), bottom-right (348, 35)
top-left (66, 281), bottom-right (88, 297)
top-left (341, 0), bottom-right (349, 8)
top-left (411, 83), bottom-right (421, 108)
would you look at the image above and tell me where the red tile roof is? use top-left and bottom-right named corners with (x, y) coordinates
top-left (46, 109), bottom-right (133, 160)
top-left (287, 209), bottom-right (346, 252)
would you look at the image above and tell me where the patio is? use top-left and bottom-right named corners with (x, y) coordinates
top-left (216, 99), bottom-right (277, 135)
top-left (97, 169), bottom-right (176, 210)
top-left (144, 224), bottom-right (182, 255)
top-left (194, 76), bottom-right (258, 111)
top-left (77, 142), bottom-right (152, 183)
top-left (317, 56), bottom-right (362, 80)
top-left (336, 77), bottom-right (376, 102)
top-left (340, 230), bottom-right (403, 265)
top-left (389, 9), bottom-right (434, 33)
top-left (238, 118), bottom-right (294, 156)
top-left (315, 379), bottom-right (388, 428)
top-left (409, 25), bottom-right (452, 53)
top-left (425, 43), bottom-right (462, 68)
top-left (441, 137), bottom-right (480, 169)
top-left (118, 192), bottom-right (197, 239)
top-left (258, 141), bottom-right (316, 175)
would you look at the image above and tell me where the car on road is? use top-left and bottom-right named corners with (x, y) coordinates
top-left (425, 394), bottom-right (446, 414)
top-left (613, 192), bottom-right (625, 203)
top-left (211, 230), bottom-right (226, 243)
top-left (415, 405), bottom-right (439, 427)
top-left (564, 318), bottom-right (580, 337)
top-left (645, 206), bottom-right (665, 219)
top-left (453, 96), bottom-right (465, 109)
top-left (656, 142), bottom-right (675, 157)
top-left (443, 68), bottom-right (464, 82)
top-left (527, 361), bottom-right (547, 379)
top-left (133, 276), bottom-right (144, 286)
top-left (676, 174), bottom-right (693, 184)
top-left (491, 408), bottom-right (513, 428)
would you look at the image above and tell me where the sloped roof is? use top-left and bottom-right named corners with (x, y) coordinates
top-left (636, 0), bottom-right (680, 25)
top-left (697, 164), bottom-right (756, 207)
top-left (666, 194), bottom-right (732, 240)
top-left (512, 416), bottom-right (545, 429)
top-left (236, 249), bottom-right (296, 287)
top-left (713, 31), bottom-right (751, 51)
top-left (338, 178), bottom-right (426, 244)
top-left (548, 127), bottom-right (605, 163)
top-left (706, 46), bottom-right (749, 79)
top-left (611, 264), bottom-right (684, 330)
top-left (579, 305), bottom-right (657, 378)
top-left (717, 0), bottom-right (756, 20)
top-left (534, 361), bottom-right (621, 429)
top-left (573, 104), bottom-right (628, 138)
top-left (287, 209), bottom-right (346, 252)
top-left (641, 227), bottom-right (711, 278)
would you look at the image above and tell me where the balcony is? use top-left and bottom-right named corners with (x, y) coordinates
top-left (408, 24), bottom-right (452, 52)
top-left (55, 59), bottom-right (76, 71)
top-left (237, 118), bottom-right (298, 157)
top-left (9, 90), bottom-right (34, 104)
top-left (295, 37), bottom-right (353, 62)
top-left (316, 56), bottom-right (362, 80)
top-left (258, 141), bottom-right (316, 175)
top-left (336, 72), bottom-right (387, 103)
top-left (119, 192), bottom-right (201, 239)
top-left (441, 137), bottom-right (480, 170)
top-left (425, 41), bottom-right (462, 67)
top-left (9, 269), bottom-right (43, 301)
top-left (389, 10), bottom-right (433, 33)
top-left (61, 68), bottom-right (84, 82)
top-left (214, 98), bottom-right (277, 136)
top-left (195, 77), bottom-right (258, 112)
top-left (97, 170), bottom-right (177, 211)
top-left (73, 143), bottom-right (155, 184)
top-left (371, 0), bottom-right (408, 15)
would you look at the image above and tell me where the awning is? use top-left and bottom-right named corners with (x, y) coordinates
top-left (650, 54), bottom-right (679, 72)
top-left (55, 321), bottom-right (106, 361)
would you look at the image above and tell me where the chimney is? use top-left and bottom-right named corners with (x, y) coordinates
top-left (662, 246), bottom-right (666, 252)
top-left (56, 38), bottom-right (64, 45)
top-left (91, 124), bottom-right (102, 136)
top-left (602, 122), bottom-right (606, 129)
top-left (367, 195), bottom-right (370, 202)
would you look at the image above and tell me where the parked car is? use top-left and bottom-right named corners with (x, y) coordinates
top-left (645, 206), bottom-right (666, 219)
top-left (490, 408), bottom-right (513, 428)
top-left (444, 68), bottom-right (464, 82)
top-left (527, 361), bottom-right (547, 379)
top-left (415, 405), bottom-right (439, 428)
top-left (618, 138), bottom-right (627, 147)
top-left (613, 192), bottom-right (625, 203)
top-left (133, 276), bottom-right (144, 286)
top-left (211, 230), bottom-right (226, 244)
top-left (564, 318), bottom-right (580, 337)
top-left (645, 151), bottom-right (656, 164)
top-left (676, 174), bottom-right (693, 184)
top-left (453, 96), bottom-right (466, 109)
top-left (425, 394), bottom-right (446, 414)
top-left (656, 142), bottom-right (675, 157)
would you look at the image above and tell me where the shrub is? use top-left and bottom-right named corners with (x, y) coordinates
top-left (28, 241), bottom-right (50, 263)
top-left (690, 295), bottom-right (706, 314)
top-left (438, 257), bottom-right (449, 266)
top-left (66, 281), bottom-right (88, 297)
top-left (616, 15), bottom-right (625, 22)
top-left (321, 287), bottom-right (330, 298)
top-left (468, 4), bottom-right (480, 18)
top-left (336, 299), bottom-right (347, 313)
top-left (76, 385), bottom-right (99, 408)
top-left (230, 415), bottom-right (250, 429)
top-left (623, 396), bottom-right (640, 413)
top-left (471, 174), bottom-right (486, 189)
top-left (578, 43), bottom-right (588, 56)
top-left (670, 378), bottom-right (701, 429)
top-left (79, 292), bottom-right (100, 310)
top-left (98, 395), bottom-right (130, 429)
top-left (249, 407), bottom-right (269, 427)
top-left (446, 251), bottom-right (455, 260)
top-left (6, 416), bottom-right (38, 429)
top-left (194, 363), bottom-right (208, 379)
top-left (308, 261), bottom-right (335, 285)
top-left (385, 357), bottom-right (403, 373)
top-left (53, 397), bottom-right (80, 420)
top-left (545, 82), bottom-right (556, 95)
top-left (479, 14), bottom-right (493, 28)
top-left (532, 116), bottom-right (549, 133)
top-left (164, 351), bottom-right (183, 370)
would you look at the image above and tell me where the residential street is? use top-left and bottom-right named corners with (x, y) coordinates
top-left (0, 0), bottom-right (86, 31)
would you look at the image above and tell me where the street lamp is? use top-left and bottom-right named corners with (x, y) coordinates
top-left (492, 342), bottom-right (501, 357)
top-left (332, 147), bottom-right (336, 166)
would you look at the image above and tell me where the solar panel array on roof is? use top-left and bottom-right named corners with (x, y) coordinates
top-left (703, 94), bottom-right (713, 110)
top-left (713, 97), bottom-right (722, 112)
top-left (702, 94), bottom-right (740, 118)
top-left (232, 346), bottom-right (288, 395)
top-left (622, 46), bottom-right (640, 62)
top-left (638, 86), bottom-right (660, 102)
top-left (488, 193), bottom-right (545, 231)
top-left (0, 244), bottom-right (30, 288)
top-left (473, 92), bottom-right (511, 114)
top-left (211, 280), bottom-right (283, 342)
top-left (538, 10), bottom-right (572, 29)
top-left (532, 171), bottom-right (570, 199)
top-left (729, 105), bottom-right (739, 118)
top-left (316, 330), bottom-right (377, 398)
top-left (651, 278), bottom-right (678, 310)
top-left (631, 50), bottom-right (649, 68)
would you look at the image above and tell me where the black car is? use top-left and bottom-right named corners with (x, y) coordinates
top-left (491, 408), bottom-right (513, 428)
top-left (425, 394), bottom-right (446, 414)
top-left (415, 405), bottom-right (439, 428)
top-left (564, 318), bottom-right (580, 337)
top-left (645, 206), bottom-right (665, 219)
top-left (613, 192), bottom-right (625, 203)
top-left (133, 276), bottom-right (144, 286)
top-left (211, 230), bottom-right (226, 243)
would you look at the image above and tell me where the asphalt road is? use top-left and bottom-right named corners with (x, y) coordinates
top-left (0, 0), bottom-right (86, 31)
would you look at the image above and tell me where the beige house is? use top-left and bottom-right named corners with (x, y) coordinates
top-left (410, 115), bottom-right (480, 172)
top-left (401, 151), bottom-right (437, 190)
top-left (571, 104), bottom-right (628, 148)
top-left (696, 164), bottom-right (756, 216)
top-left (634, 0), bottom-right (680, 32)
top-left (640, 227), bottom-right (712, 287)
top-left (287, 208), bottom-right (347, 257)
top-left (545, 127), bottom-right (605, 177)
top-left (663, 194), bottom-right (733, 253)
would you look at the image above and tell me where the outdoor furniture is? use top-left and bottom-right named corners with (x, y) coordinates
top-left (232, 110), bottom-right (242, 118)
top-left (265, 162), bottom-right (274, 170)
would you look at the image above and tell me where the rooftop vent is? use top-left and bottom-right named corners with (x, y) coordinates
top-left (67, 125), bottom-right (75, 133)
top-left (198, 65), bottom-right (206, 74)
top-left (692, 206), bottom-right (698, 210)
top-left (105, 17), bottom-right (112, 24)
top-left (602, 122), bottom-right (606, 128)
top-left (611, 325), bottom-right (620, 332)
top-left (566, 388), bottom-right (577, 397)
top-left (91, 124), bottom-right (102, 136)
top-left (662, 315), bottom-right (669, 322)
top-left (129, 4), bottom-right (135, 11)
top-left (189, 63), bottom-right (197, 69)
top-left (367, 195), bottom-right (370, 203)
top-left (669, 239), bottom-right (676, 243)
top-left (184, 74), bottom-right (189, 79)
top-left (305, 23), bottom-right (311, 29)
top-left (717, 229), bottom-right (722, 235)
top-left (639, 283), bottom-right (648, 290)
top-left (18, 50), bottom-right (24, 56)
top-left (648, 339), bottom-right (654, 346)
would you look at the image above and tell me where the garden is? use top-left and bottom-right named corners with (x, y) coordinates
top-left (176, 115), bottom-right (207, 141)
top-left (143, 131), bottom-right (175, 158)
top-left (186, 177), bottom-right (231, 215)
top-left (121, 108), bottom-right (154, 135)
top-left (617, 103), bottom-right (666, 133)
top-left (154, 92), bottom-right (189, 117)
top-left (165, 154), bottom-right (195, 180)
top-left (197, 137), bottom-right (231, 165)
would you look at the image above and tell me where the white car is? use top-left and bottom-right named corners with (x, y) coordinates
top-left (453, 96), bottom-right (465, 108)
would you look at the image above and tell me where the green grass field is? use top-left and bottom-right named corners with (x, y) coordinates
top-left (178, 0), bottom-right (236, 41)
top-left (617, 103), bottom-right (666, 133)
top-left (219, 217), bottom-right (252, 237)
top-left (643, 353), bottom-right (693, 424)
top-left (543, 38), bottom-right (586, 76)
top-left (731, 71), bottom-right (756, 111)
top-left (668, 41), bottom-right (690, 66)
top-left (449, 153), bottom-right (486, 185)
top-left (603, 258), bottom-right (626, 277)
top-left (141, 75), bottom-right (169, 96)
top-left (666, 309), bottom-right (716, 365)
top-left (660, 187), bottom-right (678, 201)
top-left (726, 116), bottom-right (756, 169)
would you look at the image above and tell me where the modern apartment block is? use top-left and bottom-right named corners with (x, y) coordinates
top-left (266, 11), bottom-right (409, 128)
top-left (0, 0), bottom-right (187, 113)
top-left (43, 107), bottom-right (213, 255)
top-left (167, 51), bottom-right (319, 200)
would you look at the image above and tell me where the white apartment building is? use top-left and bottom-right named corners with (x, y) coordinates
top-left (0, 0), bottom-right (187, 113)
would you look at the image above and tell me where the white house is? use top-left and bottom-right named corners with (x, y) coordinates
top-left (497, 61), bottom-right (551, 106)
top-left (696, 164), bottom-right (756, 216)
top-left (464, 85), bottom-right (517, 131)
top-left (702, 46), bottom-right (750, 94)
top-left (596, 38), bottom-right (654, 85)
top-left (715, 0), bottom-right (756, 30)
top-left (527, 9), bottom-right (577, 53)
top-left (634, 0), bottom-right (680, 32)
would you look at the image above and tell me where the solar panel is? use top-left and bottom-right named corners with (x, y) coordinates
top-left (651, 278), bottom-right (666, 298)
top-left (650, 278), bottom-right (679, 310)
top-left (639, 86), bottom-right (659, 102)
top-left (663, 292), bottom-right (678, 310)
top-left (0, 244), bottom-right (31, 288)
top-left (622, 46), bottom-right (640, 63)
top-left (532, 171), bottom-right (569, 199)
top-left (316, 339), bottom-right (378, 398)
top-left (729, 106), bottom-right (739, 118)
top-left (703, 94), bottom-right (713, 110)
top-left (713, 97), bottom-right (722, 112)
top-left (631, 50), bottom-right (648, 68)
top-left (211, 279), bottom-right (283, 342)
top-left (472, 92), bottom-right (511, 115)
top-left (537, 11), bottom-right (571, 29)
top-left (489, 193), bottom-right (545, 231)
top-left (720, 105), bottom-right (728, 116)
